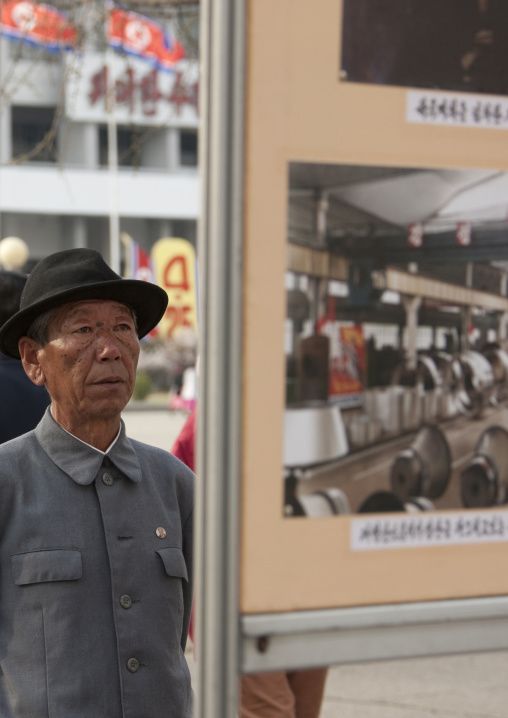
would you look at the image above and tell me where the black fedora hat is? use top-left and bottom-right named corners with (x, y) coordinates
top-left (0, 248), bottom-right (168, 359)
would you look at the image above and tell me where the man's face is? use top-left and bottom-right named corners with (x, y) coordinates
top-left (29, 299), bottom-right (140, 429)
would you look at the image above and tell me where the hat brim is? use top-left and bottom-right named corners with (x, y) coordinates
top-left (0, 279), bottom-right (169, 359)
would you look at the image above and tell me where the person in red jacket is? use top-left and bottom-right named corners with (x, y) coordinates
top-left (172, 408), bottom-right (197, 471)
top-left (171, 406), bottom-right (197, 645)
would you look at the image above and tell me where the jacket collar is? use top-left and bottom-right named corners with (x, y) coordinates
top-left (35, 408), bottom-right (142, 485)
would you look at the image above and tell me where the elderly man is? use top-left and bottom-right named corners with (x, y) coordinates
top-left (0, 248), bottom-right (194, 718)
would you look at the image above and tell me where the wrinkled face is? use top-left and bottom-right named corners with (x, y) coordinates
top-left (32, 299), bottom-right (140, 427)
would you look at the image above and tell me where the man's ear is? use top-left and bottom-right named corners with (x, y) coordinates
top-left (18, 337), bottom-right (46, 387)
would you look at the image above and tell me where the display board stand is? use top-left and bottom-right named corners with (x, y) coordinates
top-left (195, 0), bottom-right (245, 717)
top-left (196, 1), bottom-right (508, 715)
top-left (241, 597), bottom-right (508, 673)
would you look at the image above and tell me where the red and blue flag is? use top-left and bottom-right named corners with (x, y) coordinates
top-left (128, 239), bottom-right (158, 338)
top-left (0, 0), bottom-right (77, 52)
top-left (107, 5), bottom-right (185, 72)
top-left (130, 240), bottom-right (155, 284)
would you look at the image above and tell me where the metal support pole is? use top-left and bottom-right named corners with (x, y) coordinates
top-left (241, 597), bottom-right (508, 673)
top-left (195, 0), bottom-right (246, 716)
top-left (499, 311), bottom-right (508, 341)
top-left (105, 45), bottom-right (120, 274)
top-left (315, 191), bottom-right (329, 245)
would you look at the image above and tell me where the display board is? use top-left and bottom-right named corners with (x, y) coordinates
top-left (241, 0), bottom-right (508, 614)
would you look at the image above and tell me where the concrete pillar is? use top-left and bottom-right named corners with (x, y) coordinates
top-left (141, 128), bottom-right (171, 170)
top-left (498, 312), bottom-right (508, 341)
top-left (501, 273), bottom-right (508, 298)
top-left (402, 295), bottom-right (422, 370)
top-left (317, 277), bottom-right (329, 324)
top-left (397, 323), bottom-right (404, 351)
top-left (0, 39), bottom-right (11, 165)
top-left (478, 323), bottom-right (488, 348)
top-left (460, 306), bottom-right (473, 352)
top-left (0, 104), bottom-right (10, 166)
top-left (466, 262), bottom-right (473, 288)
top-left (306, 276), bottom-right (328, 329)
top-left (308, 278), bottom-right (319, 328)
top-left (81, 123), bottom-right (99, 169)
top-left (59, 121), bottom-right (98, 169)
top-left (158, 219), bottom-right (174, 238)
top-left (167, 128), bottom-right (180, 172)
top-left (315, 191), bottom-right (329, 246)
top-left (72, 217), bottom-right (88, 249)
top-left (0, 37), bottom-right (12, 241)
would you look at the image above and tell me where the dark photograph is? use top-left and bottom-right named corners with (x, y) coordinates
top-left (284, 161), bottom-right (508, 519)
top-left (341, 0), bottom-right (508, 96)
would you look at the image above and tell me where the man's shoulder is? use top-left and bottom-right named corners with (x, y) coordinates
top-left (0, 431), bottom-right (40, 478)
top-left (0, 429), bottom-right (38, 452)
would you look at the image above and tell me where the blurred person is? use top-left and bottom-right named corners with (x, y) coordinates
top-left (169, 365), bottom-right (197, 412)
top-left (0, 270), bottom-right (50, 442)
top-left (172, 406), bottom-right (197, 472)
top-left (240, 670), bottom-right (328, 718)
top-left (171, 407), bottom-right (328, 718)
top-left (0, 249), bottom-right (194, 717)
top-left (172, 406), bottom-right (197, 646)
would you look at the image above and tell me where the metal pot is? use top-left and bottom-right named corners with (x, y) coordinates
top-left (390, 424), bottom-right (451, 501)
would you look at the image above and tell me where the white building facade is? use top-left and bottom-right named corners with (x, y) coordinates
top-left (0, 34), bottom-right (199, 270)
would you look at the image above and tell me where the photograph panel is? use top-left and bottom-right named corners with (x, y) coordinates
top-left (284, 161), bottom-right (508, 521)
top-left (341, 0), bottom-right (508, 96)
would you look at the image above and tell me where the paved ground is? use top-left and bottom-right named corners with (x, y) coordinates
top-left (122, 405), bottom-right (189, 451)
top-left (123, 407), bottom-right (508, 717)
top-left (186, 650), bottom-right (508, 717)
top-left (320, 651), bottom-right (508, 717)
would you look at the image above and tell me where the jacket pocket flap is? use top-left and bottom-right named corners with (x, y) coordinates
top-left (156, 547), bottom-right (188, 582)
top-left (12, 549), bottom-right (82, 586)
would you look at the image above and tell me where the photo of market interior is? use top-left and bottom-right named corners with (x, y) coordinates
top-left (284, 161), bottom-right (508, 519)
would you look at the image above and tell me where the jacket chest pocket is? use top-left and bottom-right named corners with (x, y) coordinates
top-left (11, 549), bottom-right (82, 586)
top-left (156, 546), bottom-right (188, 582)
top-left (156, 547), bottom-right (188, 630)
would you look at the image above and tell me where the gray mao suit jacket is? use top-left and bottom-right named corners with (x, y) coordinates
top-left (0, 409), bottom-right (194, 718)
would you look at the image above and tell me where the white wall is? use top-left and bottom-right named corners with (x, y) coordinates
top-left (0, 165), bottom-right (200, 218)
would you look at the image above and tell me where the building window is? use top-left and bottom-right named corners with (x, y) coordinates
top-left (99, 125), bottom-right (146, 168)
top-left (180, 129), bottom-right (198, 167)
top-left (8, 40), bottom-right (60, 62)
top-left (11, 106), bottom-right (58, 163)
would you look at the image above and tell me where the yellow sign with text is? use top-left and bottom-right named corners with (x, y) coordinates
top-left (152, 238), bottom-right (198, 338)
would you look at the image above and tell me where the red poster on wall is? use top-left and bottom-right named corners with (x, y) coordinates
top-left (327, 324), bottom-right (366, 406)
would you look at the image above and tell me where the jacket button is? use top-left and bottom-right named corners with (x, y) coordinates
top-left (120, 594), bottom-right (132, 609)
top-left (127, 658), bottom-right (139, 673)
top-left (102, 473), bottom-right (114, 486)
